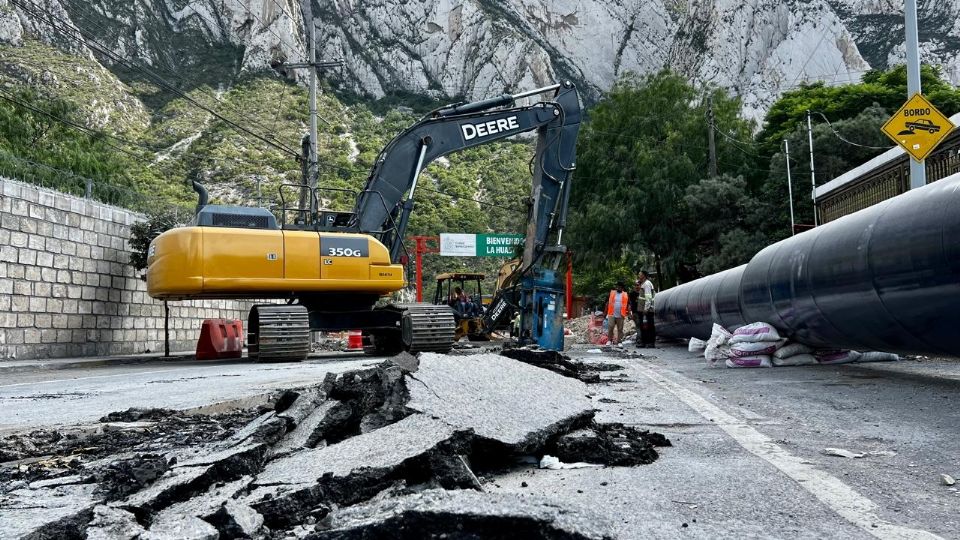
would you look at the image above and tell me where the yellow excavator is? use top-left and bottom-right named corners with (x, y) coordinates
top-left (146, 82), bottom-right (581, 360)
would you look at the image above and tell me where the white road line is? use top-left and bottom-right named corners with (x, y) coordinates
top-left (631, 361), bottom-right (943, 540)
top-left (0, 369), bottom-right (182, 389)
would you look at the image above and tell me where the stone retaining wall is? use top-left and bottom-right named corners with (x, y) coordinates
top-left (0, 178), bottom-right (257, 360)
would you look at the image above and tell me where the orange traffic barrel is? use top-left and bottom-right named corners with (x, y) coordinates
top-left (196, 319), bottom-right (244, 360)
top-left (347, 330), bottom-right (363, 351)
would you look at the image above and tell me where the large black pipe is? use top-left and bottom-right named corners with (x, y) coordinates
top-left (655, 172), bottom-right (960, 356)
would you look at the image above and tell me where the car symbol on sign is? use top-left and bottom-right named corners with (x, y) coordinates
top-left (899, 118), bottom-right (941, 135)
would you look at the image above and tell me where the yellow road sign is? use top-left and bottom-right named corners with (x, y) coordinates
top-left (881, 93), bottom-right (955, 161)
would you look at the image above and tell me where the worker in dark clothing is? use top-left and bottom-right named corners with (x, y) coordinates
top-left (629, 280), bottom-right (642, 342)
top-left (637, 271), bottom-right (656, 347)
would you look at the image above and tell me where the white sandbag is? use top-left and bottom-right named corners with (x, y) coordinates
top-left (771, 353), bottom-right (817, 367)
top-left (711, 323), bottom-right (732, 344)
top-left (816, 350), bottom-right (862, 365)
top-left (729, 339), bottom-right (785, 357)
top-left (704, 324), bottom-right (733, 365)
top-left (688, 337), bottom-right (707, 352)
top-left (857, 351), bottom-right (900, 363)
top-left (774, 342), bottom-right (814, 359)
top-left (725, 355), bottom-right (772, 368)
top-left (706, 345), bottom-right (732, 367)
top-left (730, 322), bottom-right (782, 343)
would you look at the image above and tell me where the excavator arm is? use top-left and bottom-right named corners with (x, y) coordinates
top-left (349, 81), bottom-right (581, 349)
top-left (352, 82), bottom-right (581, 265)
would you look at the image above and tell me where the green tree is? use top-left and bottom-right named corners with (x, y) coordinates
top-left (683, 174), bottom-right (769, 274)
top-left (567, 70), bottom-right (755, 286)
top-left (128, 210), bottom-right (185, 272)
top-left (757, 64), bottom-right (960, 151)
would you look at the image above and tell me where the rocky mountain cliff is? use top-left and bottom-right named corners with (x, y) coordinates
top-left (2, 0), bottom-right (959, 121)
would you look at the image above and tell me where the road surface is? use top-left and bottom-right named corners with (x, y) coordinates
top-left (0, 354), bottom-right (377, 432)
top-left (487, 344), bottom-right (960, 539)
top-left (1, 345), bottom-right (958, 539)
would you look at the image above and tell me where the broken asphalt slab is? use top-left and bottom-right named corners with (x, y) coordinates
top-left (309, 488), bottom-right (614, 539)
top-left (409, 353), bottom-right (595, 452)
top-left (0, 483), bottom-right (101, 539)
top-left (247, 414), bottom-right (474, 527)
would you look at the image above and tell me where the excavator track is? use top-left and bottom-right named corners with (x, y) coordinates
top-left (398, 303), bottom-right (456, 354)
top-left (248, 304), bottom-right (311, 362)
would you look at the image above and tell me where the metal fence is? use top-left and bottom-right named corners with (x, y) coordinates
top-left (0, 151), bottom-right (192, 217)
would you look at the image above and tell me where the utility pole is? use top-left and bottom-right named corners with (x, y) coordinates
top-left (284, 0), bottom-right (343, 216)
top-left (304, 0), bottom-right (317, 204)
top-left (806, 110), bottom-right (818, 226)
top-left (706, 94), bottom-right (717, 178)
top-left (905, 0), bottom-right (926, 189)
top-left (784, 139), bottom-right (796, 235)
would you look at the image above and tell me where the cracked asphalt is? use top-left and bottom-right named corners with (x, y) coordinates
top-left (2, 344), bottom-right (958, 539)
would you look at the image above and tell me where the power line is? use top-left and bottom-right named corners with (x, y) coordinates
top-left (10, 0), bottom-right (301, 159)
top-left (811, 111), bottom-right (894, 150)
top-left (0, 89), bottom-right (149, 159)
top-left (713, 126), bottom-right (767, 158)
top-left (786, 26), bottom-right (829, 90)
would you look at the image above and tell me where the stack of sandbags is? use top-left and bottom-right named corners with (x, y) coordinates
top-left (724, 322), bottom-right (784, 368)
top-left (696, 323), bottom-right (901, 368)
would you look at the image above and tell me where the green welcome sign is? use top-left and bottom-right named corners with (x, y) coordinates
top-left (439, 233), bottom-right (524, 257)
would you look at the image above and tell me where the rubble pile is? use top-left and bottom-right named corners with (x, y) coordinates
top-left (0, 353), bottom-right (668, 539)
top-left (565, 315), bottom-right (637, 345)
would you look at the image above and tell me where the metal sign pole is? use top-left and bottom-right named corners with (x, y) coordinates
top-left (806, 111), bottom-right (818, 226)
top-left (905, 0), bottom-right (926, 189)
top-left (784, 139), bottom-right (796, 235)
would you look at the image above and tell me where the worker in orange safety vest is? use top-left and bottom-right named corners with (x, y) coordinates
top-left (605, 281), bottom-right (629, 345)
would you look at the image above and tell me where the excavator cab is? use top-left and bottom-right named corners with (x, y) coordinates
top-left (433, 273), bottom-right (490, 341)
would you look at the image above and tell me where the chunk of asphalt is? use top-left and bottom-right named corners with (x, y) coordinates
top-left (247, 414), bottom-right (472, 528)
top-left (408, 353), bottom-right (595, 453)
top-left (500, 348), bottom-right (616, 383)
top-left (28, 474), bottom-right (89, 490)
top-left (147, 476), bottom-right (252, 526)
top-left (0, 484), bottom-right (100, 540)
top-left (140, 513), bottom-right (219, 540)
top-left (115, 441), bottom-right (264, 518)
top-left (94, 454), bottom-right (169, 501)
top-left (277, 387), bottom-right (328, 428)
top-left (85, 505), bottom-right (145, 540)
top-left (325, 362), bottom-right (411, 439)
top-left (113, 465), bottom-right (213, 517)
top-left (386, 351), bottom-right (419, 373)
top-left (208, 500), bottom-right (265, 538)
top-left (308, 488), bottom-right (614, 540)
top-left (218, 411), bottom-right (288, 448)
top-left (268, 401), bottom-right (337, 459)
top-left (174, 441), bottom-right (266, 471)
